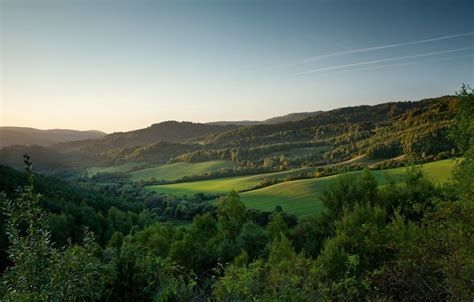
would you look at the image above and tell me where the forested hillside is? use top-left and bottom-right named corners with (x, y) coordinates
top-left (0, 96), bottom-right (461, 173)
top-left (53, 121), bottom-right (236, 154)
top-left (162, 96), bottom-right (460, 172)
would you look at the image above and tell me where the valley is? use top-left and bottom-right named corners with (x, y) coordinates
top-left (145, 158), bottom-right (457, 216)
top-left (0, 92), bottom-right (471, 301)
top-left (2, 1), bottom-right (472, 299)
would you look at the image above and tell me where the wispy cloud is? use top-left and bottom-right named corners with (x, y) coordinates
top-left (322, 52), bottom-right (474, 74)
top-left (295, 47), bottom-right (474, 76)
top-left (300, 31), bottom-right (474, 63)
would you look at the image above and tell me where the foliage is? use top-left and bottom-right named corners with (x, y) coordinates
top-left (1, 156), bottom-right (103, 300)
top-left (216, 191), bottom-right (247, 240)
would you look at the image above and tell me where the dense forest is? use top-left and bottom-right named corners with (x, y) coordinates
top-left (0, 86), bottom-right (472, 300)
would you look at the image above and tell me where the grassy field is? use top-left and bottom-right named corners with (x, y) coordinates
top-left (130, 160), bottom-right (238, 181)
top-left (145, 155), bottom-right (381, 195)
top-left (413, 158), bottom-right (458, 183)
top-left (147, 159), bottom-right (457, 217)
top-left (87, 162), bottom-right (147, 176)
top-left (146, 165), bottom-right (326, 195)
top-left (239, 159), bottom-right (456, 215)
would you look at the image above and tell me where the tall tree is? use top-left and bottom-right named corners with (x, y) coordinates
top-left (216, 191), bottom-right (247, 240)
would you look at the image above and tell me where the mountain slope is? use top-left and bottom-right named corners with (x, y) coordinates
top-left (1, 95), bottom-right (460, 173)
top-left (0, 127), bottom-right (106, 148)
top-left (207, 111), bottom-right (324, 126)
top-left (262, 111), bottom-right (323, 124)
top-left (199, 96), bottom-right (458, 148)
top-left (53, 121), bottom-right (237, 154)
top-left (171, 96), bottom-right (459, 168)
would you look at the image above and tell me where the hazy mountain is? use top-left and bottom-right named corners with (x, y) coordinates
top-left (262, 111), bottom-right (323, 124)
top-left (206, 120), bottom-right (261, 126)
top-left (0, 145), bottom-right (73, 171)
top-left (207, 111), bottom-right (324, 126)
top-left (0, 127), bottom-right (106, 148)
top-left (53, 121), bottom-right (237, 154)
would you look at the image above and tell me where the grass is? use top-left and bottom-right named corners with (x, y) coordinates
top-left (239, 159), bottom-right (456, 216)
top-left (87, 162), bottom-right (147, 176)
top-left (147, 159), bottom-right (458, 217)
top-left (130, 160), bottom-right (238, 181)
top-left (146, 165), bottom-right (325, 195)
top-left (240, 175), bottom-right (337, 216)
top-left (145, 155), bottom-right (379, 195)
top-left (414, 158), bottom-right (457, 183)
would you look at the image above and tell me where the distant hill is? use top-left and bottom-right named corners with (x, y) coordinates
top-left (207, 120), bottom-right (260, 126)
top-left (262, 111), bottom-right (323, 124)
top-left (0, 127), bottom-right (106, 148)
top-left (0, 145), bottom-right (74, 171)
top-left (0, 96), bottom-right (460, 172)
top-left (207, 111), bottom-right (323, 126)
top-left (53, 121), bottom-right (237, 154)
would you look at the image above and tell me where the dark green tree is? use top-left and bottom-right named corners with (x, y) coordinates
top-left (216, 191), bottom-right (247, 240)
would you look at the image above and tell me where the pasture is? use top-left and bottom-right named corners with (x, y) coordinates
top-left (147, 159), bottom-right (458, 217)
top-left (130, 160), bottom-right (237, 181)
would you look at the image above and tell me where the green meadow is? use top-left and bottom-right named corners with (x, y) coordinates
top-left (130, 160), bottom-right (237, 181)
top-left (146, 164), bottom-right (326, 194)
top-left (147, 159), bottom-right (457, 217)
top-left (239, 159), bottom-right (456, 215)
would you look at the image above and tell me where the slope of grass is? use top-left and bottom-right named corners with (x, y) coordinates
top-left (147, 159), bottom-right (457, 217)
top-left (242, 159), bottom-right (457, 216)
top-left (415, 158), bottom-right (457, 183)
top-left (145, 155), bottom-right (383, 196)
top-left (146, 165), bottom-right (325, 195)
top-left (130, 160), bottom-right (237, 181)
top-left (142, 154), bottom-right (374, 191)
top-left (87, 162), bottom-right (147, 176)
top-left (240, 175), bottom-right (337, 216)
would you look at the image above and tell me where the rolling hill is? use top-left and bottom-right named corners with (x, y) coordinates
top-left (0, 127), bottom-right (105, 148)
top-left (130, 160), bottom-right (238, 181)
top-left (0, 145), bottom-right (74, 171)
top-left (148, 159), bottom-right (457, 216)
top-left (1, 95), bottom-right (460, 174)
top-left (207, 111), bottom-right (324, 126)
top-left (53, 121), bottom-right (237, 154)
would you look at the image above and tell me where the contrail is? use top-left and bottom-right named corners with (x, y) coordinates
top-left (301, 31), bottom-right (474, 63)
top-left (295, 47), bottom-right (474, 76)
top-left (324, 52), bottom-right (474, 74)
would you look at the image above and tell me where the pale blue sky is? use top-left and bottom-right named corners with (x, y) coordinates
top-left (1, 0), bottom-right (473, 132)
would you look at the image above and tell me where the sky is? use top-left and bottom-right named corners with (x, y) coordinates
top-left (1, 0), bottom-right (473, 133)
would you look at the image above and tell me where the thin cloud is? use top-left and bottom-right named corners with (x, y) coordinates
top-left (295, 47), bottom-right (474, 76)
top-left (301, 31), bottom-right (474, 63)
top-left (326, 52), bottom-right (474, 74)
